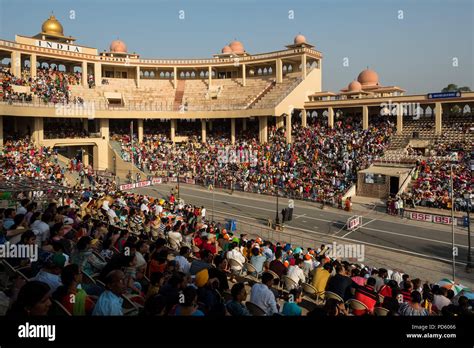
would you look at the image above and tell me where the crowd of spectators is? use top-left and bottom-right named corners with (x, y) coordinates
top-left (409, 140), bottom-right (472, 211)
top-left (116, 116), bottom-right (394, 204)
top-left (0, 139), bottom-right (472, 318)
top-left (1, 67), bottom-right (81, 104)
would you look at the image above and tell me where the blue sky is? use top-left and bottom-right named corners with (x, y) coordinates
top-left (0, 0), bottom-right (472, 93)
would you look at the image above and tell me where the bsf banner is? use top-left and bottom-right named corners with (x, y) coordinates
top-left (135, 180), bottom-right (151, 188)
top-left (169, 177), bottom-right (178, 183)
top-left (185, 178), bottom-right (195, 184)
top-left (119, 183), bottom-right (135, 190)
top-left (152, 178), bottom-right (162, 185)
top-left (406, 211), bottom-right (456, 225)
top-left (347, 215), bottom-right (362, 231)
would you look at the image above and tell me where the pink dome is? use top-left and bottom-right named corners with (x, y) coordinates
top-left (229, 40), bottom-right (245, 54)
top-left (357, 68), bottom-right (379, 86)
top-left (294, 34), bottom-right (306, 45)
top-left (110, 39), bottom-right (127, 53)
top-left (348, 80), bottom-right (362, 92)
top-left (221, 45), bottom-right (232, 54)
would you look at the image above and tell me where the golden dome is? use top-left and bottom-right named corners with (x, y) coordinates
top-left (357, 68), bottom-right (379, 86)
top-left (110, 39), bottom-right (127, 53)
top-left (41, 14), bottom-right (64, 35)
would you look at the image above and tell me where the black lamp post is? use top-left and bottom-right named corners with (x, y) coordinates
top-left (465, 193), bottom-right (472, 271)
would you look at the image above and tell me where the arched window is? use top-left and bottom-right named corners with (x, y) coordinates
top-left (180, 72), bottom-right (185, 78)
top-left (150, 71), bottom-right (155, 78)
top-left (191, 71), bottom-right (196, 78)
top-left (211, 71), bottom-right (215, 77)
top-left (257, 68), bottom-right (262, 76)
top-left (200, 71), bottom-right (205, 78)
top-left (160, 72), bottom-right (165, 78)
top-left (185, 71), bottom-right (190, 78)
top-left (283, 65), bottom-right (287, 72)
top-left (268, 67), bottom-right (273, 75)
top-left (288, 65), bottom-right (293, 72)
top-left (144, 71), bottom-right (150, 78)
top-left (263, 68), bottom-right (268, 75)
top-left (165, 72), bottom-right (170, 78)
top-left (311, 111), bottom-right (317, 118)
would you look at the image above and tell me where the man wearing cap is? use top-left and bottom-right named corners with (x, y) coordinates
top-left (302, 253), bottom-right (315, 279)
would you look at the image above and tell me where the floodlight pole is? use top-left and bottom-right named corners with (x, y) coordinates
top-left (451, 164), bottom-right (455, 282)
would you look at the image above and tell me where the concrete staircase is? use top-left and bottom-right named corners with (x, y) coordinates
top-left (173, 80), bottom-right (186, 111)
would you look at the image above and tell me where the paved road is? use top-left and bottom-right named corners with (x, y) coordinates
top-left (133, 183), bottom-right (472, 267)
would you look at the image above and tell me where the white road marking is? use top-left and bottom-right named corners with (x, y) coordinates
top-left (141, 188), bottom-right (469, 248)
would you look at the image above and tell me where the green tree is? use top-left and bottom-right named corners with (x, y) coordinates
top-left (441, 84), bottom-right (471, 92)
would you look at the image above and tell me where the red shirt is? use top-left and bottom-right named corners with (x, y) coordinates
top-left (354, 285), bottom-right (378, 315)
top-left (201, 241), bottom-right (217, 255)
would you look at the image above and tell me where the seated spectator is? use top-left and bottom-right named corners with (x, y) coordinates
top-left (146, 272), bottom-right (164, 300)
top-left (6, 281), bottom-right (52, 318)
top-left (227, 241), bottom-right (246, 274)
top-left (71, 236), bottom-right (107, 276)
top-left (250, 247), bottom-right (266, 275)
top-left (209, 255), bottom-right (230, 293)
top-left (308, 298), bottom-right (348, 317)
top-left (400, 280), bottom-right (413, 302)
top-left (172, 286), bottom-right (204, 316)
top-left (249, 272), bottom-right (278, 316)
top-left (286, 258), bottom-right (305, 290)
top-left (174, 246), bottom-right (191, 274)
top-left (353, 277), bottom-right (378, 315)
top-left (33, 256), bottom-right (65, 294)
top-left (433, 287), bottom-right (451, 312)
top-left (269, 249), bottom-right (287, 279)
top-left (92, 270), bottom-right (126, 316)
top-left (189, 249), bottom-right (213, 276)
top-left (226, 282), bottom-right (251, 316)
top-left (52, 264), bottom-right (95, 315)
top-left (282, 288), bottom-right (303, 316)
top-left (325, 263), bottom-right (353, 301)
top-left (312, 262), bottom-right (333, 297)
top-left (398, 291), bottom-right (429, 316)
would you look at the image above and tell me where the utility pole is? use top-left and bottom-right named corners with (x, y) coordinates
top-left (465, 193), bottom-right (472, 272)
top-left (451, 164), bottom-right (455, 282)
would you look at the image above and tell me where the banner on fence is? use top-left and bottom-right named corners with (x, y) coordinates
top-left (135, 180), bottom-right (151, 188)
top-left (185, 178), bottom-right (195, 184)
top-left (405, 211), bottom-right (456, 225)
top-left (119, 183), bottom-right (135, 191)
top-left (152, 178), bottom-right (162, 185)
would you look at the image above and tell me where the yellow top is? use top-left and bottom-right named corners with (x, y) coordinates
top-left (42, 15), bottom-right (64, 35)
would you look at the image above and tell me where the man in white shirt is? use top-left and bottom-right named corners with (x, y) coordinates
top-left (249, 272), bottom-right (278, 316)
top-left (30, 213), bottom-right (52, 248)
top-left (433, 288), bottom-right (451, 311)
top-left (201, 206), bottom-right (206, 219)
top-left (140, 199), bottom-right (150, 214)
top-left (174, 246), bottom-right (191, 274)
top-left (302, 254), bottom-right (315, 279)
top-left (226, 242), bottom-right (246, 272)
top-left (286, 258), bottom-right (305, 290)
top-left (107, 205), bottom-right (119, 225)
top-left (154, 203), bottom-right (163, 216)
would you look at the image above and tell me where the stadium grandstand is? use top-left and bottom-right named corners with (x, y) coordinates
top-left (0, 13), bottom-right (473, 322)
